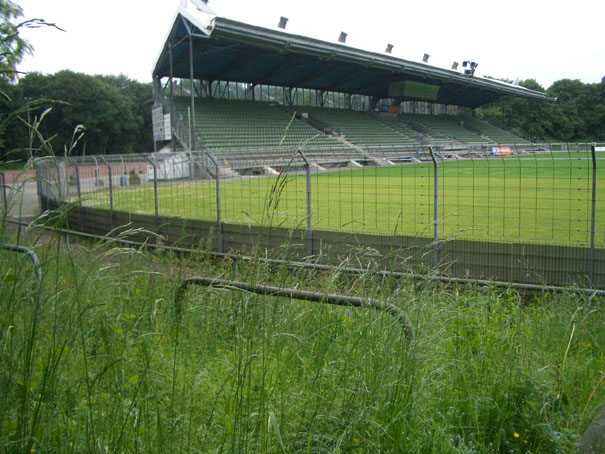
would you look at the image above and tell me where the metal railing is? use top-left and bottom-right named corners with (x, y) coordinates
top-left (176, 276), bottom-right (414, 340)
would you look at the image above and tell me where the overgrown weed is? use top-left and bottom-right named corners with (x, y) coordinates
top-left (1, 224), bottom-right (603, 452)
top-left (1, 116), bottom-right (603, 452)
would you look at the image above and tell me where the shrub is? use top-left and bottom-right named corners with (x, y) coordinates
top-left (128, 169), bottom-right (140, 185)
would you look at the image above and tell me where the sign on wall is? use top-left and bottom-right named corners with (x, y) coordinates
top-left (152, 105), bottom-right (172, 141)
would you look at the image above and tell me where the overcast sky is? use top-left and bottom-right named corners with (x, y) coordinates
top-left (16, 0), bottom-right (605, 90)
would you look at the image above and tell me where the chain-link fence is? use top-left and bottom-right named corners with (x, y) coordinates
top-left (26, 142), bottom-right (605, 288)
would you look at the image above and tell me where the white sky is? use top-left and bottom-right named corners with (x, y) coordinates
top-left (16, 0), bottom-right (605, 90)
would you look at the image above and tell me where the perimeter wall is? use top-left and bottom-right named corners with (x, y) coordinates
top-left (41, 201), bottom-right (604, 289)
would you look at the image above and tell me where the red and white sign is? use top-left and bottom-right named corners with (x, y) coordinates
top-left (492, 146), bottom-right (512, 156)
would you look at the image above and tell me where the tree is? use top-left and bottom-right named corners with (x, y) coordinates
top-left (0, 0), bottom-right (31, 80)
top-left (476, 76), bottom-right (605, 142)
top-left (14, 71), bottom-right (153, 156)
top-left (0, 0), bottom-right (63, 80)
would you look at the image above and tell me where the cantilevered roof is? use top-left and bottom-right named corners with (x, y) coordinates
top-left (153, 6), bottom-right (555, 108)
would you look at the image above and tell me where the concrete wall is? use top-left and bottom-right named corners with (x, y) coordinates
top-left (53, 198), bottom-right (604, 289)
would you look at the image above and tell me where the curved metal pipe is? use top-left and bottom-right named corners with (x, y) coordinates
top-left (177, 276), bottom-right (414, 340)
top-left (1, 244), bottom-right (41, 285)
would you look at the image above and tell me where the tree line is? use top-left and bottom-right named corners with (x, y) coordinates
top-left (475, 77), bottom-right (605, 142)
top-left (0, 71), bottom-right (153, 161)
top-left (2, 71), bottom-right (604, 163)
top-left (2, 0), bottom-right (604, 163)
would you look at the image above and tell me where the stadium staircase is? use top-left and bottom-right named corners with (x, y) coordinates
top-left (299, 107), bottom-right (418, 162)
top-left (283, 107), bottom-right (380, 166)
top-left (399, 114), bottom-right (490, 149)
top-left (459, 116), bottom-right (530, 145)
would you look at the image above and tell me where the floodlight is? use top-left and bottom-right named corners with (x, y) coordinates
top-left (422, 53), bottom-right (430, 63)
top-left (385, 44), bottom-right (394, 54)
top-left (338, 32), bottom-right (348, 43)
top-left (462, 60), bottom-right (478, 76)
top-left (278, 16), bottom-right (288, 29)
top-left (451, 61), bottom-right (459, 70)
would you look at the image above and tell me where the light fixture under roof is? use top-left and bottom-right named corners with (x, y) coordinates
top-left (338, 32), bottom-right (348, 43)
top-left (278, 16), bottom-right (288, 29)
top-left (385, 44), bottom-right (394, 54)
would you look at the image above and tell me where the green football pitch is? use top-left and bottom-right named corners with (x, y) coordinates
top-left (83, 155), bottom-right (605, 247)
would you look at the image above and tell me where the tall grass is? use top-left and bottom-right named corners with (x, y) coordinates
top-left (0, 223), bottom-right (603, 453)
top-left (1, 117), bottom-right (603, 452)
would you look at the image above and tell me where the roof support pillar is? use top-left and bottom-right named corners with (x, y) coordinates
top-left (152, 76), bottom-right (162, 153)
top-left (369, 96), bottom-right (380, 112)
top-left (169, 42), bottom-right (176, 153)
top-left (201, 80), bottom-right (210, 98)
top-left (188, 32), bottom-right (196, 152)
top-left (152, 77), bottom-right (162, 105)
top-left (246, 84), bottom-right (256, 101)
top-left (316, 90), bottom-right (326, 107)
top-left (284, 87), bottom-right (293, 106)
top-left (220, 81), bottom-right (230, 99)
top-left (526, 99), bottom-right (532, 142)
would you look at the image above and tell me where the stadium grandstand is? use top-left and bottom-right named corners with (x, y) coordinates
top-left (151, 0), bottom-right (554, 174)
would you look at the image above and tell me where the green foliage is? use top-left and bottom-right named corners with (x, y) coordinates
top-left (128, 169), bottom-right (140, 185)
top-left (0, 0), bottom-right (63, 81)
top-left (0, 228), bottom-right (603, 453)
top-left (0, 71), bottom-right (153, 160)
top-left (19, 71), bottom-right (152, 156)
top-left (476, 77), bottom-right (605, 142)
top-left (0, 0), bottom-right (32, 80)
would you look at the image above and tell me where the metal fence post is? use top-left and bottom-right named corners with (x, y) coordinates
top-left (207, 153), bottom-right (223, 253)
top-left (56, 162), bottom-right (63, 202)
top-left (145, 155), bottom-right (159, 226)
top-left (74, 162), bottom-right (84, 231)
top-left (0, 173), bottom-right (6, 214)
top-left (35, 163), bottom-right (43, 213)
top-left (100, 157), bottom-right (114, 232)
top-left (590, 143), bottom-right (597, 286)
top-left (189, 152), bottom-right (195, 181)
top-left (298, 150), bottom-right (313, 257)
top-left (428, 146), bottom-right (440, 270)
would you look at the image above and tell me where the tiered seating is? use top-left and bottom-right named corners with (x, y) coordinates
top-left (173, 98), bottom-right (531, 168)
top-left (174, 98), bottom-right (358, 165)
top-left (459, 116), bottom-right (530, 145)
top-left (397, 115), bottom-right (445, 145)
top-left (373, 115), bottom-right (422, 142)
top-left (301, 107), bottom-right (418, 152)
top-left (399, 114), bottom-right (491, 145)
